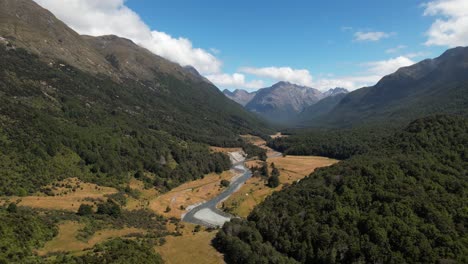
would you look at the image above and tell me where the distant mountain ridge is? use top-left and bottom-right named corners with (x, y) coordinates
top-left (223, 82), bottom-right (348, 124)
top-left (300, 46), bottom-right (468, 128)
top-left (223, 89), bottom-right (257, 106)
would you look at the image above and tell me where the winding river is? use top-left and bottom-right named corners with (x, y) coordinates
top-left (182, 151), bottom-right (282, 227)
top-left (181, 154), bottom-right (251, 227)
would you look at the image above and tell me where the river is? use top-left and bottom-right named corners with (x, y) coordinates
top-left (182, 150), bottom-right (281, 227)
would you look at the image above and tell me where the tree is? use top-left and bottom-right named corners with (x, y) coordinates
top-left (267, 163), bottom-right (280, 188)
top-left (260, 163), bottom-right (269, 178)
top-left (77, 204), bottom-right (93, 216)
top-left (97, 200), bottom-right (121, 217)
top-left (221, 179), bottom-right (230, 187)
top-left (267, 174), bottom-right (280, 188)
top-left (6, 203), bottom-right (17, 213)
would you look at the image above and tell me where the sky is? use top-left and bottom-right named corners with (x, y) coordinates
top-left (34, 0), bottom-right (468, 91)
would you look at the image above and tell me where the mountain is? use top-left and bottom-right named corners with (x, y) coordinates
top-left (223, 85), bottom-right (349, 124)
top-left (223, 89), bottom-right (257, 106)
top-left (0, 0), bottom-right (270, 196)
top-left (0, 0), bottom-right (116, 77)
top-left (302, 47), bottom-right (468, 128)
top-left (296, 92), bottom-right (348, 126)
top-left (245, 82), bottom-right (324, 124)
top-left (215, 115), bottom-right (468, 263)
top-left (323, 87), bottom-right (348, 97)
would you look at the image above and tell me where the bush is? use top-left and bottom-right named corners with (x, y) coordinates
top-left (77, 204), bottom-right (93, 216)
top-left (220, 179), bottom-right (230, 187)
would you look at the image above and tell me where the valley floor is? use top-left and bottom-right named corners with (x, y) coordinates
top-left (0, 134), bottom-right (338, 264)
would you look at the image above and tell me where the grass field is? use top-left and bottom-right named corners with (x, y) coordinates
top-left (1, 178), bottom-right (118, 212)
top-left (1, 146), bottom-right (335, 264)
top-left (224, 155), bottom-right (338, 217)
top-left (37, 221), bottom-right (145, 256)
top-left (270, 132), bottom-right (289, 139)
top-left (210, 146), bottom-right (242, 153)
top-left (156, 223), bottom-right (224, 264)
top-left (149, 171), bottom-right (235, 219)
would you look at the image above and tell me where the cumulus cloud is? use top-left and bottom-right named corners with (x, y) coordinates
top-left (239, 67), bottom-right (314, 87)
top-left (33, 0), bottom-right (221, 74)
top-left (205, 73), bottom-right (264, 90)
top-left (423, 0), bottom-right (468, 47)
top-left (311, 56), bottom-right (415, 90)
top-left (354, 31), bottom-right (393, 41)
top-left (238, 56), bottom-right (414, 91)
top-left (364, 56), bottom-right (415, 75)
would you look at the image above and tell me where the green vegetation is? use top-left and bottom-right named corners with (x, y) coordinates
top-left (0, 46), bottom-right (268, 196)
top-left (49, 239), bottom-right (163, 264)
top-left (267, 163), bottom-right (280, 188)
top-left (269, 126), bottom-right (390, 160)
top-left (221, 179), bottom-right (231, 187)
top-left (77, 204), bottom-right (93, 216)
top-left (0, 206), bottom-right (57, 263)
top-left (215, 115), bottom-right (468, 263)
top-left (0, 201), bottom-right (170, 263)
top-left (242, 142), bottom-right (267, 161)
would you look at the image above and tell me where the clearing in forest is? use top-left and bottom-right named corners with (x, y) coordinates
top-left (223, 155), bottom-right (338, 217)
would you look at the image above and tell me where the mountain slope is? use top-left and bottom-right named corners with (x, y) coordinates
top-left (0, 0), bottom-right (270, 195)
top-left (223, 89), bottom-right (257, 106)
top-left (0, 0), bottom-right (115, 77)
top-left (215, 115), bottom-right (468, 263)
top-left (296, 93), bottom-right (348, 126)
top-left (245, 82), bottom-right (324, 124)
top-left (305, 47), bottom-right (468, 128)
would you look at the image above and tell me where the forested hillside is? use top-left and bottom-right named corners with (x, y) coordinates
top-left (0, 45), bottom-right (264, 195)
top-left (0, 0), bottom-right (272, 197)
top-left (215, 115), bottom-right (468, 263)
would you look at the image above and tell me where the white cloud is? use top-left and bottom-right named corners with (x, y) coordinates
top-left (354, 31), bottom-right (393, 42)
top-left (205, 73), bottom-right (264, 90)
top-left (423, 0), bottom-right (468, 47)
top-left (239, 67), bottom-right (313, 87)
top-left (363, 56), bottom-right (415, 75)
top-left (311, 56), bottom-right (415, 90)
top-left (235, 56), bottom-right (414, 91)
top-left (386, 45), bottom-right (407, 53)
top-left (33, 0), bottom-right (221, 74)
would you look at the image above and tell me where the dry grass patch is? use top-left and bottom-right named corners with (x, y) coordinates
top-left (270, 132), bottom-right (289, 139)
top-left (149, 171), bottom-right (234, 218)
top-left (269, 155), bottom-right (338, 182)
top-left (3, 178), bottom-right (118, 212)
top-left (37, 221), bottom-right (145, 256)
top-left (156, 223), bottom-right (223, 264)
top-left (125, 178), bottom-right (160, 211)
top-left (210, 146), bottom-right (242, 153)
top-left (240, 134), bottom-right (266, 146)
top-left (224, 155), bottom-right (338, 217)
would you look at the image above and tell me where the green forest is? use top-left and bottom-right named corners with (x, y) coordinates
top-left (0, 46), bottom-right (269, 196)
top-left (215, 115), bottom-right (468, 263)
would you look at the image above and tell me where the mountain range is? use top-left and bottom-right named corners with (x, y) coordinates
top-left (223, 82), bottom-right (348, 124)
top-left (0, 0), bottom-right (270, 195)
top-left (297, 46), bottom-right (468, 128)
top-left (224, 47), bottom-right (468, 129)
top-left (1, 0), bottom-right (468, 263)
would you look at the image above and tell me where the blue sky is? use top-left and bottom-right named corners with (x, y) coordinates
top-left (35, 0), bottom-right (468, 91)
